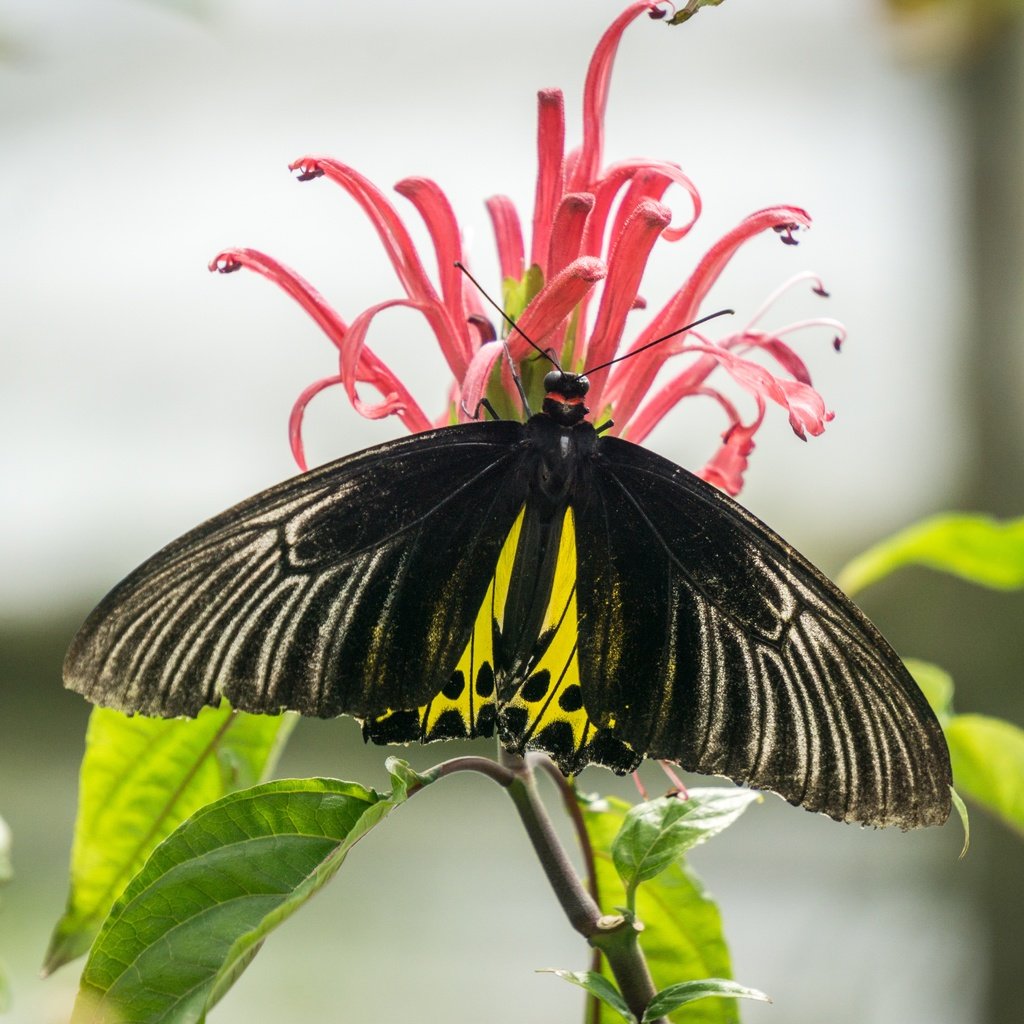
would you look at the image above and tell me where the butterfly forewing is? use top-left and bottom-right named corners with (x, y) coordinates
top-left (574, 436), bottom-right (951, 829)
top-left (64, 423), bottom-right (529, 721)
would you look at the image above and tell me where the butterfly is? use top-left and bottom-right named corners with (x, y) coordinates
top-left (64, 346), bottom-right (952, 831)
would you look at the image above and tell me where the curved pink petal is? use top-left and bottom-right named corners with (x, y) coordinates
top-left (680, 340), bottom-right (832, 440)
top-left (546, 192), bottom-right (595, 280)
top-left (289, 156), bottom-right (439, 307)
top-left (697, 405), bottom-right (764, 497)
top-left (531, 89), bottom-right (566, 274)
top-left (571, 1), bottom-right (660, 192)
top-left (209, 247), bottom-right (348, 351)
top-left (594, 159), bottom-right (702, 248)
top-left (604, 205), bottom-right (812, 424)
top-left (620, 358), bottom-right (716, 442)
top-left (507, 255), bottom-right (607, 361)
top-left (339, 297), bottom-right (436, 430)
top-left (394, 177), bottom-right (474, 373)
top-left (460, 339), bottom-right (507, 420)
top-left (583, 199), bottom-right (672, 405)
top-left (743, 270), bottom-right (831, 330)
top-left (729, 330), bottom-right (813, 385)
top-left (288, 373), bottom-right (345, 472)
top-left (486, 195), bottom-right (525, 282)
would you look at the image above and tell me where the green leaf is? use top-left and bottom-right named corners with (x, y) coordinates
top-left (836, 513), bottom-right (1024, 595)
top-left (947, 714), bottom-right (1024, 837)
top-left (667, 0), bottom-right (727, 25)
top-left (612, 790), bottom-right (759, 905)
top-left (542, 969), bottom-right (636, 1023)
top-left (904, 658), bottom-right (955, 721)
top-left (45, 702), bottom-right (294, 973)
top-left (384, 756), bottom-right (431, 801)
top-left (582, 794), bottom-right (740, 1024)
top-left (642, 979), bottom-right (770, 1022)
top-left (71, 776), bottom-right (412, 1024)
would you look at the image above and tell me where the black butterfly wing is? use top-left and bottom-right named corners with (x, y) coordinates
top-left (574, 436), bottom-right (952, 829)
top-left (64, 422), bottom-right (529, 723)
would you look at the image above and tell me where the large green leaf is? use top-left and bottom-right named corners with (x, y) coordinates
top-left (71, 772), bottom-right (416, 1024)
top-left (581, 793), bottom-right (742, 1024)
top-left (45, 703), bottom-right (294, 973)
top-left (837, 514), bottom-right (1024, 595)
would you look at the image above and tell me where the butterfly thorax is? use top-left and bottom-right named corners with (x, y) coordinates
top-left (498, 413), bottom-right (596, 685)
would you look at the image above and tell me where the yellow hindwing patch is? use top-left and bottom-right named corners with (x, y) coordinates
top-left (500, 508), bottom-right (595, 757)
top-left (363, 507), bottom-right (525, 745)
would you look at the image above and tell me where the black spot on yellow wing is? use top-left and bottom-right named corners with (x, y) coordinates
top-left (496, 509), bottom-right (640, 775)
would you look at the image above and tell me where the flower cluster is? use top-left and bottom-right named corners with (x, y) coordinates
top-left (210, 1), bottom-right (842, 496)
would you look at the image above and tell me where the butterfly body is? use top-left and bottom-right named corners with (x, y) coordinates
top-left (65, 379), bottom-right (953, 828)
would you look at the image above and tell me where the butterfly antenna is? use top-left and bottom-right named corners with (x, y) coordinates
top-left (454, 261), bottom-right (561, 370)
top-left (582, 308), bottom-right (735, 375)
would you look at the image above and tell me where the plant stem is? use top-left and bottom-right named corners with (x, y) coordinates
top-left (527, 755), bottom-right (606, 1024)
top-left (500, 752), bottom-right (666, 1024)
top-left (422, 749), bottom-right (666, 1022)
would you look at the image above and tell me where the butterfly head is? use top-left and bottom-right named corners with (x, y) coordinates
top-left (542, 370), bottom-right (590, 427)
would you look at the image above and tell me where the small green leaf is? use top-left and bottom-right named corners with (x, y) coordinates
top-left (904, 658), bottom-right (955, 721)
top-left (542, 969), bottom-right (636, 1023)
top-left (667, 0), bottom-right (727, 25)
top-left (947, 714), bottom-right (1024, 837)
top-left (582, 793), bottom-right (740, 1024)
top-left (45, 703), bottom-right (294, 973)
top-left (837, 513), bottom-right (1024, 595)
top-left (642, 979), bottom-right (770, 1022)
top-left (611, 789), bottom-right (759, 901)
top-left (71, 777), bottom-right (408, 1024)
top-left (385, 756), bottom-right (431, 800)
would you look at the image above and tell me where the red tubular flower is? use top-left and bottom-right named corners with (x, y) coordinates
top-left (211, 1), bottom-right (841, 493)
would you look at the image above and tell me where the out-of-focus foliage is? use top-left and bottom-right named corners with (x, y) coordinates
top-left (46, 704), bottom-right (293, 973)
top-left (885, 0), bottom-right (1024, 62)
top-left (837, 514), bottom-right (1024, 596)
top-left (909, 659), bottom-right (1024, 837)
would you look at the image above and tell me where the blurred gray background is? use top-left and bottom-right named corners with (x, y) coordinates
top-left (2, 1), bottom-right (1022, 1022)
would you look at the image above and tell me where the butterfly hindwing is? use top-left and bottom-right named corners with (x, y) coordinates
top-left (64, 422), bottom-right (529, 721)
top-left (573, 435), bottom-right (952, 829)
